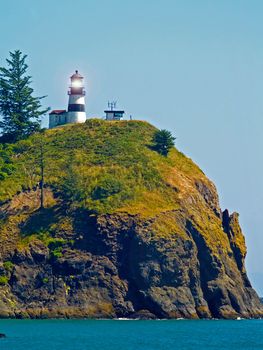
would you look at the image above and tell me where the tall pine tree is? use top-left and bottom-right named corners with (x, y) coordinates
top-left (0, 50), bottom-right (49, 143)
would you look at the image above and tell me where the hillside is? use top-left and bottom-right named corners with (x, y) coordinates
top-left (0, 119), bottom-right (261, 319)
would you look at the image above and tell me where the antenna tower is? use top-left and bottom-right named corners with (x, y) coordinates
top-left (108, 101), bottom-right (117, 111)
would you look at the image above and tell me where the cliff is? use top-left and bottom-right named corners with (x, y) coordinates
top-left (0, 119), bottom-right (261, 319)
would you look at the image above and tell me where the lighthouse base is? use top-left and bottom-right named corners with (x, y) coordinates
top-left (66, 111), bottom-right (86, 124)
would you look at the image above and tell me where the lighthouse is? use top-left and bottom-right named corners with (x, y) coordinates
top-left (67, 70), bottom-right (86, 124)
top-left (49, 70), bottom-right (86, 128)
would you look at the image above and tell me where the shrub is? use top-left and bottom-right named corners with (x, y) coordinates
top-left (50, 248), bottom-right (63, 259)
top-left (0, 172), bottom-right (7, 181)
top-left (3, 261), bottom-right (14, 272)
top-left (91, 177), bottom-right (122, 200)
top-left (48, 238), bottom-right (66, 260)
top-left (48, 238), bottom-right (66, 250)
top-left (0, 275), bottom-right (9, 286)
top-left (152, 129), bottom-right (176, 156)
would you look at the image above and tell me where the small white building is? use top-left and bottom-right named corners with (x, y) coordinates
top-left (104, 102), bottom-right (125, 121)
top-left (49, 70), bottom-right (87, 128)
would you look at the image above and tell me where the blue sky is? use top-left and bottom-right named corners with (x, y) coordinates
top-left (1, 0), bottom-right (263, 293)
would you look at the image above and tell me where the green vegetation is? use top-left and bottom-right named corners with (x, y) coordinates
top-left (0, 143), bottom-right (16, 180)
top-left (48, 238), bottom-right (68, 259)
top-left (0, 120), bottom-right (184, 214)
top-left (0, 119), bottom-right (207, 216)
top-left (0, 119), bottom-right (231, 255)
top-left (3, 261), bottom-right (14, 272)
top-left (152, 129), bottom-right (175, 156)
top-left (0, 50), bottom-right (49, 143)
top-left (42, 277), bottom-right (49, 284)
top-left (0, 275), bottom-right (9, 286)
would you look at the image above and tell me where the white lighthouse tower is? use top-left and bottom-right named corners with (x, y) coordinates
top-left (49, 70), bottom-right (87, 128)
top-left (67, 70), bottom-right (86, 124)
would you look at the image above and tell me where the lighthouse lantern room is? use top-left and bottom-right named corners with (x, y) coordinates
top-left (49, 70), bottom-right (87, 128)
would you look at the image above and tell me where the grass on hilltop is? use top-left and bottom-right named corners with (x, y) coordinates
top-left (0, 119), bottom-right (206, 216)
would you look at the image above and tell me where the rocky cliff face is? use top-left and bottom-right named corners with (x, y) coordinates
top-left (0, 120), bottom-right (261, 319)
top-left (0, 193), bottom-right (261, 319)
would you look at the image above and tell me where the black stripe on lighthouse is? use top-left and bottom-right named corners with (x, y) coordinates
top-left (68, 104), bottom-right (85, 112)
top-left (70, 87), bottom-right (85, 95)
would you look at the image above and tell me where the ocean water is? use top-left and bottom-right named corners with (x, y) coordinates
top-left (0, 319), bottom-right (262, 350)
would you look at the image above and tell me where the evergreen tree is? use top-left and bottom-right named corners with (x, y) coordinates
top-left (152, 129), bottom-right (176, 156)
top-left (0, 50), bottom-right (49, 143)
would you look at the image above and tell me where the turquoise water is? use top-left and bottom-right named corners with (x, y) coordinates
top-left (0, 319), bottom-right (262, 350)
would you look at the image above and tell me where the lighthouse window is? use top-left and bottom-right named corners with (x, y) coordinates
top-left (113, 112), bottom-right (123, 119)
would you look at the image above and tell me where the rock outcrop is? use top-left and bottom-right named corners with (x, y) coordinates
top-left (0, 120), bottom-right (261, 319)
top-left (0, 206), bottom-right (261, 319)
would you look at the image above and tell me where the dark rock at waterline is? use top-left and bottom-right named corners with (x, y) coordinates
top-left (130, 309), bottom-right (158, 320)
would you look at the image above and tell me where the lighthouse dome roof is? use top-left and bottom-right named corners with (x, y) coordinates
top-left (71, 70), bottom-right (83, 79)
